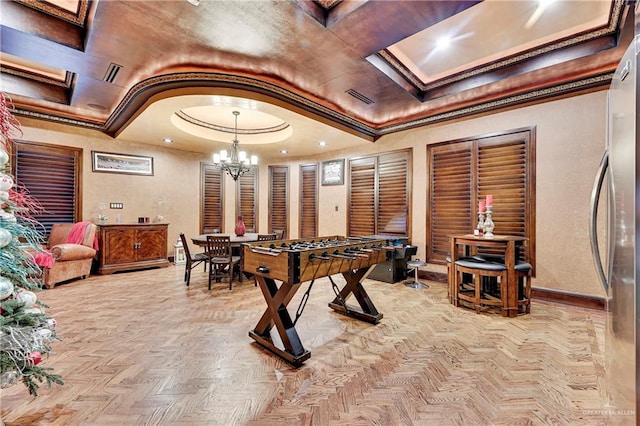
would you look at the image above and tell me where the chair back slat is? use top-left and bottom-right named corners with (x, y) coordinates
top-left (206, 235), bottom-right (231, 259)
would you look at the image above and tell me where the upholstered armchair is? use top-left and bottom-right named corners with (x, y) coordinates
top-left (42, 222), bottom-right (98, 289)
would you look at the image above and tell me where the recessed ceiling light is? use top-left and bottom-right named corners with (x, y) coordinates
top-left (187, 0), bottom-right (199, 6)
top-left (436, 36), bottom-right (451, 50)
top-left (319, 141), bottom-right (327, 147)
top-left (163, 138), bottom-right (173, 143)
top-left (281, 150), bottom-right (288, 154)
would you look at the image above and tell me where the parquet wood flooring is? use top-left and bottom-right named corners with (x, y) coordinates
top-left (0, 265), bottom-right (623, 425)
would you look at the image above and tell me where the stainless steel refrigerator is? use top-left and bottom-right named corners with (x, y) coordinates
top-left (590, 35), bottom-right (638, 421)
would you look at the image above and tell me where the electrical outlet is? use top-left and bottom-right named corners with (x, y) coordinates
top-left (110, 203), bottom-right (123, 209)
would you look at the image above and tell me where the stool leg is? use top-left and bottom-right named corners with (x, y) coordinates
top-left (447, 262), bottom-right (452, 303)
top-left (474, 272), bottom-right (481, 314)
top-left (524, 273), bottom-right (532, 314)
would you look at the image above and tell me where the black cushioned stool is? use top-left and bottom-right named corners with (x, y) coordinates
top-left (446, 255), bottom-right (478, 304)
top-left (515, 261), bottom-right (533, 314)
top-left (454, 259), bottom-right (507, 314)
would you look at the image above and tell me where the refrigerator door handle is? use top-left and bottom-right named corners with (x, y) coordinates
top-left (589, 151), bottom-right (609, 295)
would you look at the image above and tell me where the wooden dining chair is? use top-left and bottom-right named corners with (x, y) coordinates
top-left (206, 235), bottom-right (241, 290)
top-left (180, 233), bottom-right (209, 287)
top-left (272, 229), bottom-right (285, 240)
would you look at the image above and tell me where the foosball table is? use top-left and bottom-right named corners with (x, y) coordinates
top-left (243, 235), bottom-right (395, 366)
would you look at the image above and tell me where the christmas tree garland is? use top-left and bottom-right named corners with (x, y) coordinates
top-left (0, 92), bottom-right (63, 396)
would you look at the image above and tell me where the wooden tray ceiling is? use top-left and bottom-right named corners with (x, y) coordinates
top-left (0, 0), bottom-right (631, 157)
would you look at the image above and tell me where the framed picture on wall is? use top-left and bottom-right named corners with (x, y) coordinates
top-left (92, 151), bottom-right (154, 176)
top-left (321, 159), bottom-right (344, 186)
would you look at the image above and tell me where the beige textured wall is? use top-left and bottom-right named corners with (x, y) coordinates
top-left (17, 89), bottom-right (608, 297)
top-left (16, 118), bottom-right (209, 256)
top-left (257, 90), bottom-right (608, 297)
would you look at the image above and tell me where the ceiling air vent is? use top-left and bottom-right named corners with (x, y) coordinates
top-left (103, 63), bottom-right (122, 83)
top-left (346, 89), bottom-right (374, 105)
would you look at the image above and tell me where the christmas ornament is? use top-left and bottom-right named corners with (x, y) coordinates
top-left (0, 370), bottom-right (20, 388)
top-left (0, 174), bottom-right (13, 191)
top-left (0, 149), bottom-right (8, 165)
top-left (0, 191), bottom-right (9, 201)
top-left (46, 318), bottom-right (57, 329)
top-left (0, 211), bottom-right (16, 223)
top-left (0, 227), bottom-right (11, 247)
top-left (23, 307), bottom-right (42, 315)
top-left (38, 328), bottom-right (53, 340)
top-left (0, 276), bottom-right (14, 299)
top-left (28, 351), bottom-right (42, 365)
top-left (15, 289), bottom-right (37, 307)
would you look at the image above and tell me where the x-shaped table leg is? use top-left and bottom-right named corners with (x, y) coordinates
top-left (327, 268), bottom-right (383, 324)
top-left (249, 276), bottom-right (310, 366)
top-left (249, 267), bottom-right (382, 367)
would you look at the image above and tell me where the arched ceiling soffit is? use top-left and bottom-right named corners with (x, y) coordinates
top-left (105, 72), bottom-right (379, 141)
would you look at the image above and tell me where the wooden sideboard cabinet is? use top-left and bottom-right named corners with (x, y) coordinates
top-left (97, 223), bottom-right (169, 275)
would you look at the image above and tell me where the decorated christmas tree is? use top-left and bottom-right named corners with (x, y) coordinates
top-left (0, 92), bottom-right (63, 396)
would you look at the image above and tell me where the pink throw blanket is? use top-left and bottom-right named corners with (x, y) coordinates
top-left (66, 221), bottom-right (99, 250)
top-left (33, 250), bottom-right (55, 268)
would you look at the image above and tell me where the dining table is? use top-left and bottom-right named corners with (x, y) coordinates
top-left (191, 233), bottom-right (261, 279)
top-left (450, 234), bottom-right (527, 317)
top-left (191, 232), bottom-right (260, 247)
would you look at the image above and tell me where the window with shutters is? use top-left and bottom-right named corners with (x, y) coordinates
top-left (269, 166), bottom-right (288, 237)
top-left (426, 128), bottom-right (536, 271)
top-left (348, 149), bottom-right (411, 237)
top-left (236, 169), bottom-right (257, 232)
top-left (200, 163), bottom-right (223, 233)
top-left (299, 164), bottom-right (318, 238)
top-left (12, 140), bottom-right (81, 236)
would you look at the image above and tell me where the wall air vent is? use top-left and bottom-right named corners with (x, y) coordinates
top-left (346, 89), bottom-right (374, 105)
top-left (103, 63), bottom-right (122, 83)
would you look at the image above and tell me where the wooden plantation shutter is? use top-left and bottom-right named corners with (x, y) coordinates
top-left (236, 169), bottom-right (257, 232)
top-left (477, 134), bottom-right (531, 262)
top-left (348, 149), bottom-right (411, 237)
top-left (427, 128), bottom-right (535, 270)
top-left (13, 141), bottom-right (81, 235)
top-left (378, 151), bottom-right (410, 234)
top-left (299, 164), bottom-right (318, 239)
top-left (200, 163), bottom-right (223, 233)
top-left (348, 157), bottom-right (376, 236)
top-left (428, 142), bottom-right (473, 260)
top-left (269, 166), bottom-right (288, 236)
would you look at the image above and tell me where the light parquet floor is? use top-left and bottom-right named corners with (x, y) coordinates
top-left (0, 265), bottom-right (627, 425)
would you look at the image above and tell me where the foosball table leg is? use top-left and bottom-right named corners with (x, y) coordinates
top-left (249, 276), bottom-right (311, 367)
top-left (327, 268), bottom-right (383, 324)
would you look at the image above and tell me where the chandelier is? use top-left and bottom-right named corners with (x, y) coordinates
top-left (213, 111), bottom-right (258, 181)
